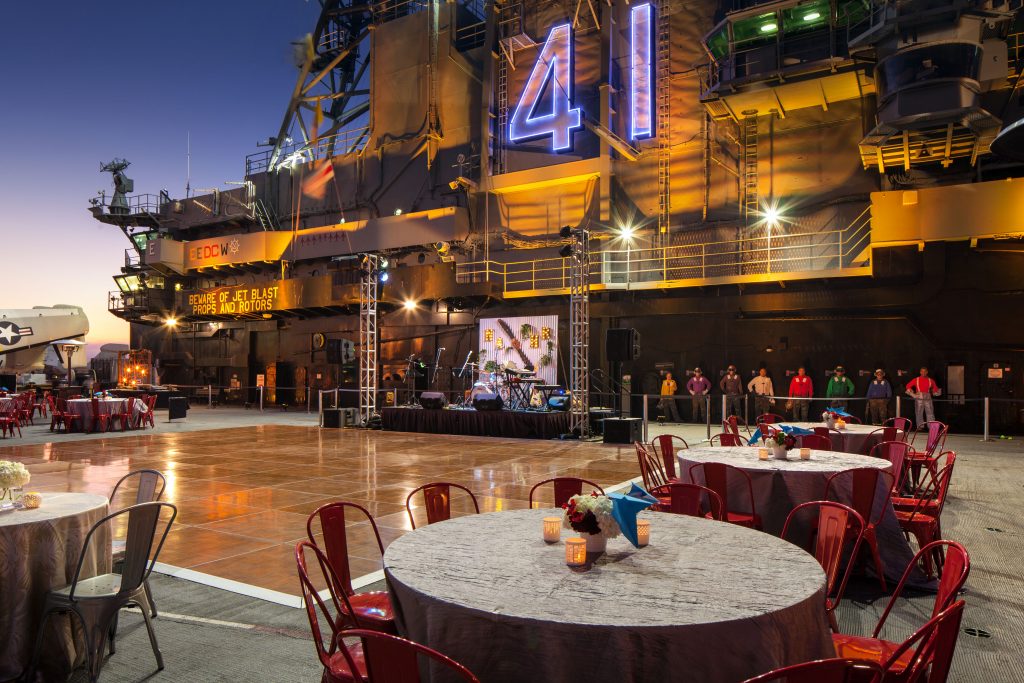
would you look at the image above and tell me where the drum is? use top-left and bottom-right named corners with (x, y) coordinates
top-left (470, 381), bottom-right (494, 401)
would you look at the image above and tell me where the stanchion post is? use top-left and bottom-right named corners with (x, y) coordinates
top-left (721, 395), bottom-right (727, 423)
top-left (895, 395), bottom-right (901, 419)
top-left (983, 397), bottom-right (990, 441)
top-left (706, 395), bottom-right (711, 440)
top-left (642, 393), bottom-right (649, 443)
top-left (259, 386), bottom-right (264, 412)
top-left (208, 384), bottom-right (212, 407)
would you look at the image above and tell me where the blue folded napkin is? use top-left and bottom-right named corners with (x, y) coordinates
top-left (828, 407), bottom-right (853, 417)
top-left (749, 423), bottom-right (814, 445)
top-left (609, 484), bottom-right (658, 548)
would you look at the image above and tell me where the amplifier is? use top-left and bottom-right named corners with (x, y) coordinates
top-left (472, 393), bottom-right (504, 411)
top-left (419, 392), bottom-right (447, 410)
top-left (602, 417), bottom-right (642, 444)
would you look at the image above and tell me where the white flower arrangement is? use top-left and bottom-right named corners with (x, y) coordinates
top-left (562, 493), bottom-right (621, 540)
top-left (0, 460), bottom-right (30, 497)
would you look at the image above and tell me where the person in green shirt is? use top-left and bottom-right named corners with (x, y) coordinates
top-left (825, 365), bottom-right (855, 410)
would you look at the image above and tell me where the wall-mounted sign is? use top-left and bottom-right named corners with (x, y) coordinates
top-left (509, 24), bottom-right (582, 152)
top-left (187, 285), bottom-right (280, 316)
top-left (988, 368), bottom-right (1004, 379)
top-left (144, 233), bottom-right (291, 274)
top-left (630, 4), bottom-right (654, 140)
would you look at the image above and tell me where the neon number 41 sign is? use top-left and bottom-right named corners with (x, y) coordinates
top-left (509, 24), bottom-right (582, 151)
top-left (509, 9), bottom-right (654, 152)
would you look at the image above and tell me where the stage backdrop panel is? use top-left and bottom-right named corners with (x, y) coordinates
top-left (478, 315), bottom-right (558, 385)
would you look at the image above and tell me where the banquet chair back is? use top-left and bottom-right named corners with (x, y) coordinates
top-left (755, 413), bottom-right (786, 425)
top-left (90, 397), bottom-right (111, 433)
top-left (824, 467), bottom-right (896, 591)
top-left (651, 434), bottom-right (689, 479)
top-left (742, 658), bottom-right (883, 683)
top-left (782, 501), bottom-right (865, 630)
top-left (307, 502), bottom-right (385, 595)
top-left (710, 432), bottom-right (748, 447)
top-left (28, 502), bottom-right (177, 682)
top-left (688, 462), bottom-right (761, 529)
top-left (868, 441), bottom-right (911, 493)
top-left (842, 415), bottom-right (862, 424)
top-left (911, 420), bottom-right (948, 458)
top-left (406, 483), bottom-right (480, 529)
top-left (529, 478), bottom-right (605, 509)
top-left (799, 434), bottom-right (832, 451)
top-left (864, 427), bottom-right (896, 454)
top-left (648, 483), bottom-right (723, 520)
top-left (883, 417), bottom-right (912, 440)
top-left (340, 628), bottom-right (481, 683)
top-left (635, 442), bottom-right (669, 490)
top-left (880, 601), bottom-right (965, 683)
top-left (295, 541), bottom-right (362, 683)
top-left (814, 427), bottom-right (845, 452)
top-left (724, 415), bottom-right (750, 436)
top-left (110, 469), bottom-right (167, 508)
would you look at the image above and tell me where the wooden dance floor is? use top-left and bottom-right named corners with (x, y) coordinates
top-left (3, 425), bottom-right (637, 595)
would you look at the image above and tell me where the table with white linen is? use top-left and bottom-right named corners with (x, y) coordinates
top-left (784, 422), bottom-right (884, 454)
top-left (0, 492), bottom-right (110, 681)
top-left (384, 508), bottom-right (835, 683)
top-left (680, 446), bottom-right (925, 587)
top-left (65, 398), bottom-right (147, 431)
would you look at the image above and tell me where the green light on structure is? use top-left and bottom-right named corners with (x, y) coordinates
top-left (760, 22), bottom-right (778, 33)
top-left (803, 11), bottom-right (821, 21)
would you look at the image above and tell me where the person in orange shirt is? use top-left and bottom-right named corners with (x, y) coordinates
top-left (905, 366), bottom-right (941, 427)
top-left (659, 371), bottom-right (680, 423)
top-left (787, 367), bottom-right (813, 421)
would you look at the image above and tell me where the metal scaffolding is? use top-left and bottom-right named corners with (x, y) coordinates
top-left (359, 254), bottom-right (379, 426)
top-left (567, 229), bottom-right (591, 438)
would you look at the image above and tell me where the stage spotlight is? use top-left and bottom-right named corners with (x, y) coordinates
top-left (403, 299), bottom-right (417, 311)
top-left (558, 244), bottom-right (574, 258)
top-left (559, 225), bottom-right (573, 238)
top-left (379, 271), bottom-right (389, 283)
top-left (380, 257), bottom-right (389, 269)
top-left (164, 317), bottom-right (178, 328)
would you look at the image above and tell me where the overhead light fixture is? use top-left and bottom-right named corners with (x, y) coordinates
top-left (802, 11), bottom-right (820, 21)
top-left (164, 317), bottom-right (178, 328)
top-left (619, 224), bottom-right (635, 240)
top-left (403, 299), bottom-right (417, 311)
top-left (760, 22), bottom-right (777, 32)
top-left (380, 257), bottom-right (389, 269)
top-left (394, 208), bottom-right (403, 216)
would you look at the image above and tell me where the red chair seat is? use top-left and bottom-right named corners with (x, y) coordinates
top-left (891, 496), bottom-right (938, 514)
top-left (894, 509), bottom-right (936, 528)
top-left (349, 591), bottom-right (395, 630)
top-left (832, 634), bottom-right (913, 678)
top-left (325, 642), bottom-right (366, 683)
top-left (725, 511), bottom-right (761, 528)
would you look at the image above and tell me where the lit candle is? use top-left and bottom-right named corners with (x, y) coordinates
top-left (800, 447), bottom-right (811, 460)
top-left (565, 537), bottom-right (587, 566)
top-left (758, 448), bottom-right (770, 461)
top-left (637, 519), bottom-right (650, 547)
top-left (542, 516), bottom-right (561, 543)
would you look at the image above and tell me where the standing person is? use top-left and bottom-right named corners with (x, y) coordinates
top-left (659, 371), bottom-right (681, 423)
top-left (687, 367), bottom-right (711, 424)
top-left (866, 369), bottom-right (893, 425)
top-left (826, 365), bottom-right (855, 410)
top-left (788, 367), bottom-right (814, 422)
top-left (720, 365), bottom-right (744, 419)
top-left (747, 367), bottom-right (774, 418)
top-left (906, 366), bottom-right (941, 427)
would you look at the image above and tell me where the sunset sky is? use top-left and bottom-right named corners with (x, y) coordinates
top-left (1, 1), bottom-right (319, 356)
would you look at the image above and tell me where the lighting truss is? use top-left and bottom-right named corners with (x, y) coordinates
top-left (568, 229), bottom-right (591, 438)
top-left (359, 253), bottom-right (379, 426)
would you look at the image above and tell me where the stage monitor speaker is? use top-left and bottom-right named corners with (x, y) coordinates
top-left (547, 395), bottom-right (570, 411)
top-left (472, 393), bottom-right (504, 411)
top-left (606, 328), bottom-right (640, 361)
top-left (602, 417), bottom-right (642, 444)
top-left (325, 339), bottom-right (344, 364)
top-left (419, 391), bottom-right (447, 409)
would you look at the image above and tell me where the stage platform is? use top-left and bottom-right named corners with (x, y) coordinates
top-left (381, 407), bottom-right (570, 440)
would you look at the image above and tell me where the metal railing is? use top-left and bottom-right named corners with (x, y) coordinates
top-left (89, 193), bottom-right (167, 217)
top-left (457, 210), bottom-right (871, 294)
top-left (245, 125), bottom-right (371, 175)
top-left (373, 0), bottom-right (428, 24)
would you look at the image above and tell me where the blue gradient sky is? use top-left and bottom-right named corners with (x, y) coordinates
top-left (0, 1), bottom-right (319, 356)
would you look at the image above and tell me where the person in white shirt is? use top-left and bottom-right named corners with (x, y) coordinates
top-left (747, 367), bottom-right (775, 418)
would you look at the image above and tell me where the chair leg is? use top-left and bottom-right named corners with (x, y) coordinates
top-left (827, 608), bottom-right (839, 633)
top-left (145, 578), bottom-right (158, 617)
top-left (140, 600), bottom-right (165, 670)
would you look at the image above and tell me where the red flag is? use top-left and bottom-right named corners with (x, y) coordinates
top-left (302, 159), bottom-right (335, 199)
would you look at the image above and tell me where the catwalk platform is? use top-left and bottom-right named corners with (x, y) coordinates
top-left (381, 407), bottom-right (570, 440)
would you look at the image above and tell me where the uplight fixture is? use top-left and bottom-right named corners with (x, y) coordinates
top-left (803, 11), bottom-right (820, 21)
top-left (403, 299), bottom-right (417, 311)
top-left (760, 22), bottom-right (777, 32)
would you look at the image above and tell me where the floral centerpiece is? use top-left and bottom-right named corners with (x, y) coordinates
top-left (766, 430), bottom-right (796, 459)
top-left (562, 492), bottom-right (621, 553)
top-left (0, 460), bottom-right (30, 501)
top-left (822, 410), bottom-right (841, 428)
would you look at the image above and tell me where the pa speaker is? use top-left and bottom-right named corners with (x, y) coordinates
top-left (419, 391), bottom-right (447, 409)
top-left (602, 417), bottom-right (642, 444)
top-left (472, 393), bottom-right (504, 411)
top-left (606, 328), bottom-right (640, 362)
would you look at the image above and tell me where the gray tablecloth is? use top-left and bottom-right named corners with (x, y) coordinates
top-left (65, 398), bottom-right (147, 431)
top-left (680, 446), bottom-right (925, 587)
top-left (0, 492), bottom-right (110, 681)
top-left (385, 509), bottom-right (834, 683)
top-left (783, 422), bottom-right (883, 454)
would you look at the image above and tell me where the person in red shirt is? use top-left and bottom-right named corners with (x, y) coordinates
top-left (905, 366), bottom-right (941, 427)
top-left (788, 367), bottom-right (814, 421)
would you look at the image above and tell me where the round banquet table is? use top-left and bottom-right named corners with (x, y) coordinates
top-left (384, 509), bottom-right (835, 683)
top-left (785, 422), bottom-right (883, 454)
top-left (680, 446), bottom-right (926, 587)
top-left (65, 398), bottom-right (147, 431)
top-left (0, 492), bottom-right (110, 681)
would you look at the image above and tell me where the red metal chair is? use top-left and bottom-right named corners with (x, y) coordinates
top-left (58, 397), bottom-right (83, 432)
top-left (0, 402), bottom-right (20, 438)
top-left (814, 426), bottom-right (845, 452)
top-left (825, 468), bottom-right (897, 591)
top-left (894, 455), bottom-right (956, 577)
top-left (635, 441), bottom-right (670, 493)
top-left (688, 462), bottom-right (762, 529)
top-left (868, 441), bottom-right (911, 495)
top-left (650, 434), bottom-right (688, 479)
top-left (710, 432), bottom-right (748, 447)
top-left (32, 391), bottom-right (48, 419)
top-left (648, 482), bottom-right (723, 520)
top-left (16, 393), bottom-right (35, 425)
top-left (907, 421), bottom-right (948, 489)
top-left (798, 434), bottom-right (832, 451)
top-left (862, 427), bottom-right (896, 454)
top-left (755, 413), bottom-right (786, 425)
top-left (90, 397), bottom-right (112, 433)
top-left (113, 397), bottom-right (137, 431)
top-left (140, 395), bottom-right (157, 429)
top-left (742, 658), bottom-right (883, 683)
top-left (405, 482), bottom-right (479, 529)
top-left (338, 629), bottom-right (481, 683)
top-left (782, 501), bottom-right (865, 632)
top-left (883, 417), bottom-right (912, 440)
top-left (723, 414), bottom-right (752, 437)
top-left (842, 414), bottom-right (862, 424)
top-left (528, 478), bottom-right (604, 508)
top-left (307, 502), bottom-right (395, 633)
top-left (834, 600), bottom-right (965, 683)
